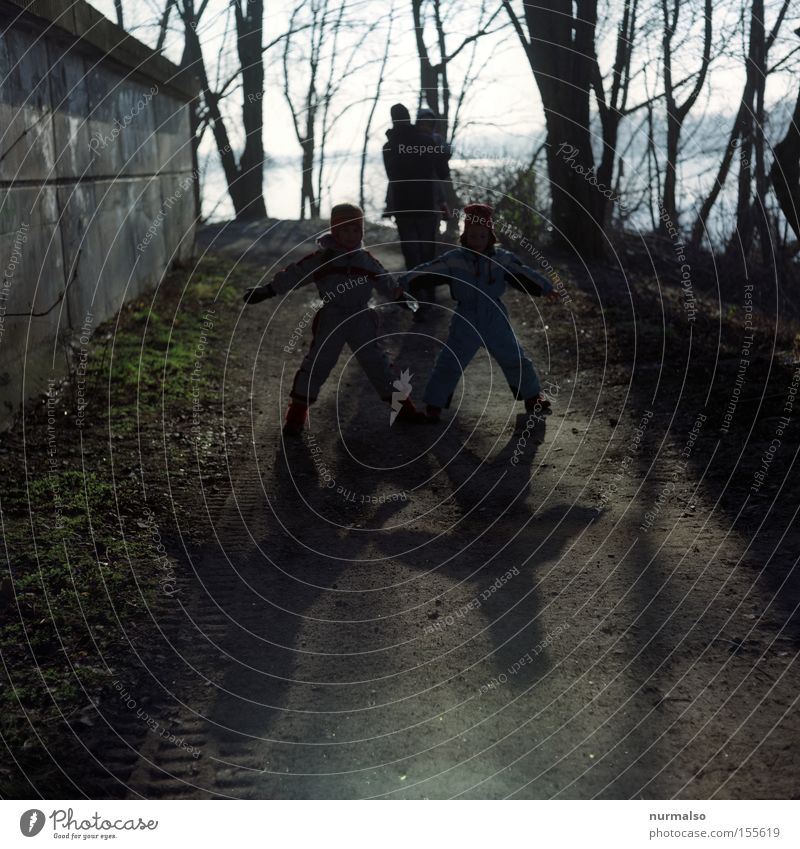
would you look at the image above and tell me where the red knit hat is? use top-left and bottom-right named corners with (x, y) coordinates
top-left (462, 203), bottom-right (497, 244)
top-left (330, 203), bottom-right (364, 239)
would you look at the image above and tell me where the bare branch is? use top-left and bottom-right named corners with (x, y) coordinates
top-left (156, 0), bottom-right (175, 52)
top-left (501, 0), bottom-right (530, 58)
top-left (766, 0), bottom-right (792, 52)
top-left (676, 0), bottom-right (712, 122)
top-left (441, 6), bottom-right (504, 66)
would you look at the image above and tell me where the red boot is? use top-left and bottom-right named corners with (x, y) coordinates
top-left (425, 404), bottom-right (442, 422)
top-left (525, 393), bottom-right (551, 414)
top-left (283, 400), bottom-right (308, 436)
top-left (393, 398), bottom-right (428, 424)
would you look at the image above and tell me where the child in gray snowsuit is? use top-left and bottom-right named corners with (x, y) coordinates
top-left (244, 203), bottom-right (426, 435)
top-left (400, 203), bottom-right (556, 421)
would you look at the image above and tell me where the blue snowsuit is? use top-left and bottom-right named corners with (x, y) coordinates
top-left (402, 246), bottom-right (552, 409)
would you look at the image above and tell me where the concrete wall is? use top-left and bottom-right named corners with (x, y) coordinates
top-left (0, 0), bottom-right (198, 423)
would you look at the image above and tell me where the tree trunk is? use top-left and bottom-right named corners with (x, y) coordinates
top-left (412, 0), bottom-right (441, 119)
top-left (300, 139), bottom-right (317, 219)
top-left (179, 40), bottom-right (202, 222)
top-left (689, 94), bottom-right (752, 249)
top-left (523, 0), bottom-right (606, 256)
top-left (234, 0), bottom-right (267, 220)
top-left (545, 115), bottom-right (606, 256)
top-left (646, 101), bottom-right (662, 231)
top-left (691, 0), bottom-right (790, 250)
top-left (752, 4), bottom-right (771, 264)
top-left (660, 0), bottom-right (712, 232)
top-left (181, 0), bottom-right (267, 220)
top-left (593, 0), bottom-right (636, 230)
top-left (182, 4), bottom-right (240, 201)
top-left (770, 83), bottom-right (800, 241)
top-left (157, 0), bottom-right (175, 52)
top-left (432, 0), bottom-right (449, 134)
top-left (731, 0), bottom-right (764, 256)
top-left (360, 13), bottom-right (393, 209)
top-left (662, 106), bottom-right (681, 225)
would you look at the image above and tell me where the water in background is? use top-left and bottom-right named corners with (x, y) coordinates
top-left (199, 150), bottom-right (390, 223)
top-left (198, 149), bottom-right (545, 225)
top-left (197, 138), bottom-right (782, 248)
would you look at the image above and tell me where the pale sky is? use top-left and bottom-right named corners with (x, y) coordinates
top-left (87, 0), bottom-right (800, 231)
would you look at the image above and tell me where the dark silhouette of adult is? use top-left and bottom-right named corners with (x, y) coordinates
top-left (416, 107), bottom-right (452, 218)
top-left (382, 103), bottom-right (447, 317)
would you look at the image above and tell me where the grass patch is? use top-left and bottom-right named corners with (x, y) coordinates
top-left (0, 254), bottom-right (256, 795)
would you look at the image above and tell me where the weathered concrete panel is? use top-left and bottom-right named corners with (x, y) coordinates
top-left (57, 180), bottom-right (98, 326)
top-left (154, 95), bottom-right (193, 174)
top-left (0, 185), bottom-right (64, 352)
top-left (14, 0), bottom-right (197, 101)
top-left (0, 25), bottom-right (58, 183)
top-left (0, 0), bottom-right (199, 426)
top-left (88, 178), bottom-right (168, 319)
top-left (85, 64), bottom-right (160, 179)
top-left (158, 172), bottom-right (197, 265)
top-left (45, 35), bottom-right (93, 181)
top-left (117, 83), bottom-right (162, 177)
top-left (0, 184), bottom-right (68, 414)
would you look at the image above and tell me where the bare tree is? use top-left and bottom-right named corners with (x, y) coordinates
top-left (771, 38), bottom-right (800, 242)
top-left (501, 1), bottom-right (602, 254)
top-left (689, 0), bottom-right (791, 250)
top-left (593, 0), bottom-right (639, 230)
top-left (646, 98), bottom-right (664, 232)
top-left (730, 0), bottom-right (796, 259)
top-left (407, 2), bottom-right (499, 235)
top-left (660, 0), bottom-right (713, 229)
top-left (360, 12), bottom-right (395, 210)
top-left (156, 0), bottom-right (176, 53)
top-left (410, 0), bottom-right (502, 143)
top-left (282, 1), bottom-right (327, 218)
top-left (316, 1), bottom-right (347, 211)
top-left (179, 0), bottom-right (267, 219)
top-left (502, 0), bottom-right (641, 256)
top-left (731, 0), bottom-right (767, 256)
top-left (234, 0), bottom-right (267, 219)
top-left (283, 0), bottom-right (377, 218)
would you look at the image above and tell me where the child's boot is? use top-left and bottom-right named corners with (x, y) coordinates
top-left (394, 398), bottom-right (429, 424)
top-left (425, 404), bottom-right (442, 422)
top-left (283, 400), bottom-right (308, 436)
top-left (525, 393), bottom-right (551, 414)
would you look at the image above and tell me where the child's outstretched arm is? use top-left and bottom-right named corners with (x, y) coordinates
top-left (494, 250), bottom-right (554, 298)
top-left (357, 252), bottom-right (403, 300)
top-left (242, 283), bottom-right (276, 303)
top-left (243, 250), bottom-right (324, 304)
top-left (397, 252), bottom-right (457, 293)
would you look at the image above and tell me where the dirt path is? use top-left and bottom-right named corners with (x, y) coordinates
top-left (113, 220), bottom-right (798, 799)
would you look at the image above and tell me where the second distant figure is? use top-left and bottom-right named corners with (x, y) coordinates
top-left (383, 104), bottom-right (450, 318)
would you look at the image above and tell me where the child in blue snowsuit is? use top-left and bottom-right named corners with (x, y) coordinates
top-left (401, 203), bottom-right (555, 421)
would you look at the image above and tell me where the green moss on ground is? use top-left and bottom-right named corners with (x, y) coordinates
top-left (0, 254), bottom-right (255, 796)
